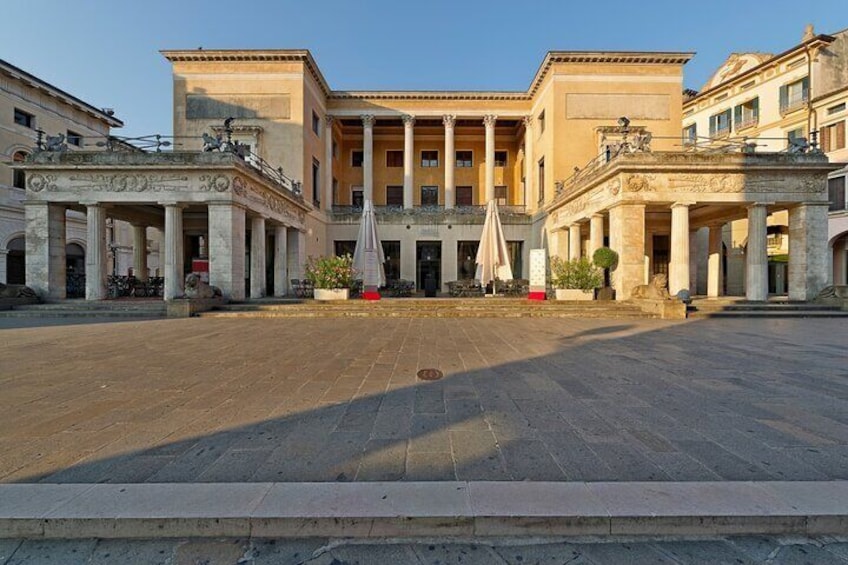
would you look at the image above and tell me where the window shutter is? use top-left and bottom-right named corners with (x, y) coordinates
top-left (836, 121), bottom-right (846, 149)
top-left (802, 76), bottom-right (810, 99)
top-left (820, 125), bottom-right (831, 152)
top-left (734, 105), bottom-right (742, 127)
top-left (709, 115), bottom-right (716, 136)
top-left (779, 85), bottom-right (788, 111)
top-left (752, 98), bottom-right (760, 121)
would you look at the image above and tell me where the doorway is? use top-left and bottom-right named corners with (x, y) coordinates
top-left (416, 241), bottom-right (441, 291)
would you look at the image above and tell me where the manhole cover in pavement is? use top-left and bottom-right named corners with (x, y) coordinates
top-left (417, 368), bottom-right (444, 381)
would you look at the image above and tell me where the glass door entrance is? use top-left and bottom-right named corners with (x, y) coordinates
top-left (416, 242), bottom-right (441, 291)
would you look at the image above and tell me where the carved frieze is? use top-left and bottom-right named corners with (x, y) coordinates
top-left (199, 174), bottom-right (231, 192)
top-left (607, 178), bottom-right (621, 196)
top-left (65, 173), bottom-right (189, 192)
top-left (666, 173), bottom-right (825, 194)
top-left (625, 174), bottom-right (657, 193)
top-left (27, 174), bottom-right (58, 192)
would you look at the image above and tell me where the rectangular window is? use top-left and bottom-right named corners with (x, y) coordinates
top-left (829, 176), bottom-right (846, 212)
top-left (538, 158), bottom-right (545, 204)
top-left (733, 97), bottom-right (759, 130)
top-left (351, 186), bottom-right (364, 208)
top-left (386, 185), bottom-right (403, 206)
top-left (312, 111), bottom-right (320, 136)
top-left (709, 109), bottom-right (732, 137)
top-left (538, 110), bottom-right (545, 135)
top-left (455, 185), bottom-right (473, 206)
top-left (495, 185), bottom-right (508, 205)
top-left (420, 185), bottom-right (439, 206)
top-left (382, 241), bottom-right (401, 281)
top-left (455, 150), bottom-right (473, 167)
top-left (386, 150), bottom-right (403, 167)
top-left (494, 151), bottom-right (507, 167)
top-left (457, 241), bottom-right (479, 279)
top-left (682, 123), bottom-right (697, 145)
top-left (828, 103), bottom-right (846, 115)
top-left (779, 77), bottom-right (809, 114)
top-left (312, 158), bottom-right (320, 208)
top-left (507, 241), bottom-right (523, 279)
top-left (820, 121), bottom-right (846, 153)
top-left (67, 130), bottom-right (83, 147)
top-left (335, 240), bottom-right (356, 257)
top-left (13, 108), bottom-right (34, 128)
top-left (332, 178), bottom-right (339, 205)
top-left (421, 150), bottom-right (438, 167)
top-left (351, 150), bottom-right (363, 167)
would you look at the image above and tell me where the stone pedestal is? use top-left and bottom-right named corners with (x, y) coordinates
top-left (707, 224), bottom-right (724, 297)
top-left (669, 203), bottom-right (690, 296)
top-left (788, 203), bottom-right (829, 301)
top-left (746, 204), bottom-right (768, 301)
top-left (609, 203), bottom-right (645, 300)
top-left (24, 202), bottom-right (66, 299)
top-left (132, 225), bottom-right (148, 281)
top-left (250, 216), bottom-right (266, 298)
top-left (85, 203), bottom-right (107, 300)
top-left (208, 202), bottom-right (245, 301)
top-left (274, 226), bottom-right (288, 297)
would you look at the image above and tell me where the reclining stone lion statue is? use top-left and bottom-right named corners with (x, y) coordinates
top-left (814, 285), bottom-right (848, 303)
top-left (183, 273), bottom-right (222, 299)
top-left (631, 273), bottom-right (671, 300)
top-left (0, 282), bottom-right (38, 300)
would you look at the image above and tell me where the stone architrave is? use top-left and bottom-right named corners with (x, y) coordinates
top-left (24, 201), bottom-right (66, 299)
top-left (788, 203), bottom-right (829, 301)
top-left (208, 202), bottom-right (245, 301)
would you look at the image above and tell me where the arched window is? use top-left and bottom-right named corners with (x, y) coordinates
top-left (12, 151), bottom-right (28, 189)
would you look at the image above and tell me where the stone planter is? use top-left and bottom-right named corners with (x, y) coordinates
top-left (555, 288), bottom-right (594, 301)
top-left (314, 288), bottom-right (350, 301)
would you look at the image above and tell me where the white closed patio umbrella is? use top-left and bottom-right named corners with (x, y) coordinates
top-left (475, 199), bottom-right (513, 295)
top-left (352, 199), bottom-right (386, 300)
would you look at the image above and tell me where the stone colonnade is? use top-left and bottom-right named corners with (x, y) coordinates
top-left (25, 201), bottom-right (306, 302)
top-left (558, 200), bottom-right (830, 301)
top-left (353, 113), bottom-right (528, 208)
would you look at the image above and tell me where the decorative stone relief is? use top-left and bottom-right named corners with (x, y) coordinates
top-left (66, 173), bottom-right (189, 192)
top-left (667, 173), bottom-right (825, 194)
top-left (625, 174), bottom-right (656, 193)
top-left (199, 174), bottom-right (231, 192)
top-left (232, 176), bottom-right (248, 196)
top-left (27, 173), bottom-right (58, 192)
top-left (607, 178), bottom-right (621, 196)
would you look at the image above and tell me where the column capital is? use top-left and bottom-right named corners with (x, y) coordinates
top-left (80, 200), bottom-right (102, 207)
top-left (671, 201), bottom-right (695, 209)
top-left (402, 114), bottom-right (416, 127)
top-left (483, 114), bottom-right (498, 127)
top-left (523, 115), bottom-right (533, 128)
top-left (159, 201), bottom-right (187, 209)
top-left (325, 115), bottom-right (335, 127)
top-left (592, 212), bottom-right (605, 219)
top-left (442, 114), bottom-right (456, 128)
top-left (748, 202), bottom-right (769, 209)
top-left (361, 114), bottom-right (375, 127)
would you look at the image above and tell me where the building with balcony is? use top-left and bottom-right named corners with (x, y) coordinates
top-left (682, 25), bottom-right (848, 291)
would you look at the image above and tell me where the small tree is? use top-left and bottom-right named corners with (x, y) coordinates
top-left (592, 247), bottom-right (618, 288)
top-left (550, 257), bottom-right (603, 291)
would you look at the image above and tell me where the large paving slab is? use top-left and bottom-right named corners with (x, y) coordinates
top-left (1, 317), bottom-right (847, 484)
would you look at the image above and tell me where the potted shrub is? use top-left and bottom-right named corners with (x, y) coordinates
top-left (550, 256), bottom-right (603, 300)
top-left (305, 254), bottom-right (357, 300)
top-left (592, 247), bottom-right (619, 301)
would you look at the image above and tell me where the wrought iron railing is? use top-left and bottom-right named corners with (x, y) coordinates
top-left (331, 204), bottom-right (527, 216)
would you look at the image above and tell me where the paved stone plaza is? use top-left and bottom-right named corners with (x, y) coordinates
top-left (1, 316), bottom-right (846, 485)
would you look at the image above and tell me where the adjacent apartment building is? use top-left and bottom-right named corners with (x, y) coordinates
top-left (682, 25), bottom-right (848, 291)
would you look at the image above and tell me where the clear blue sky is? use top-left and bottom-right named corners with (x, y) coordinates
top-left (2, 0), bottom-right (846, 139)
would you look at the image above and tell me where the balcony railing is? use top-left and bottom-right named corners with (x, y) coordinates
top-left (780, 93), bottom-right (808, 115)
top-left (734, 116), bottom-right (759, 131)
top-left (331, 204), bottom-right (526, 215)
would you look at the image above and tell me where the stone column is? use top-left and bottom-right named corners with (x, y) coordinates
top-left (707, 224), bottom-right (724, 297)
top-left (568, 224), bottom-right (582, 260)
top-left (402, 114), bottom-right (415, 209)
top-left (483, 114), bottom-right (497, 202)
top-left (274, 226), bottom-right (288, 297)
top-left (208, 202), bottom-right (245, 301)
top-left (669, 202), bottom-right (691, 297)
top-left (746, 203), bottom-right (768, 301)
top-left (24, 201), bottom-right (66, 299)
top-left (162, 202), bottom-right (185, 301)
top-left (85, 203), bottom-right (107, 300)
top-left (589, 214), bottom-right (604, 256)
top-left (324, 116), bottom-right (334, 208)
top-left (523, 116), bottom-right (534, 207)
top-left (132, 225), bottom-right (148, 281)
top-left (250, 216), bottom-right (267, 298)
top-left (287, 229), bottom-right (306, 282)
top-left (788, 203), bottom-right (829, 301)
top-left (443, 115), bottom-right (456, 209)
top-left (362, 115), bottom-right (374, 201)
top-left (609, 203), bottom-right (646, 300)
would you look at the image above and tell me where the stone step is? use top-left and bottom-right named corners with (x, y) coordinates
top-left (13, 301), bottom-right (166, 312)
top-left (689, 310), bottom-right (848, 319)
top-left (0, 310), bottom-right (164, 319)
top-left (691, 303), bottom-right (839, 312)
top-left (2, 481), bottom-right (846, 540)
top-left (198, 307), bottom-right (649, 319)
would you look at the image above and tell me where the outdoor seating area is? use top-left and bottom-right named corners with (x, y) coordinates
top-left (447, 279), bottom-right (484, 297)
top-left (447, 278), bottom-right (530, 297)
top-left (105, 275), bottom-right (165, 299)
top-left (290, 279), bottom-right (314, 298)
top-left (385, 279), bottom-right (415, 297)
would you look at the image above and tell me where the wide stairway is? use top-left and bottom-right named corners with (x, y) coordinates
top-left (198, 297), bottom-right (649, 319)
top-left (688, 296), bottom-right (848, 318)
top-left (0, 299), bottom-right (167, 319)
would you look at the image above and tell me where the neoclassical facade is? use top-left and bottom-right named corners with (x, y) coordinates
top-left (15, 48), bottom-right (842, 302)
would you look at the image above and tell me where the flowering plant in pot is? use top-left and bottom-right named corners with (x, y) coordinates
top-left (305, 254), bottom-right (357, 300)
top-left (550, 257), bottom-right (603, 300)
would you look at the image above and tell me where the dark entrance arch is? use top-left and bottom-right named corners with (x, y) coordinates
top-left (5, 237), bottom-right (25, 284)
top-left (66, 243), bottom-right (86, 298)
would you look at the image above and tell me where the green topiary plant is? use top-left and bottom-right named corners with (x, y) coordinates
top-left (592, 247), bottom-right (618, 271)
top-left (550, 257), bottom-right (603, 291)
